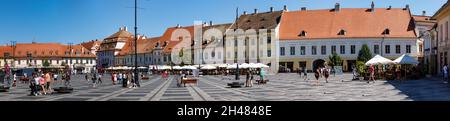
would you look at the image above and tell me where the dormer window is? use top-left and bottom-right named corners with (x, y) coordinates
top-left (246, 20), bottom-right (251, 23)
top-left (298, 30), bottom-right (307, 37)
top-left (155, 42), bottom-right (160, 47)
top-left (338, 29), bottom-right (346, 35)
top-left (383, 29), bottom-right (390, 35)
top-left (163, 42), bottom-right (168, 47)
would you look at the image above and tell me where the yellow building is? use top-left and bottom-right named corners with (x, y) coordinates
top-left (432, 1), bottom-right (450, 73)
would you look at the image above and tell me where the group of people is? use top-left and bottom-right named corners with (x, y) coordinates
top-left (29, 72), bottom-right (62, 96)
top-left (85, 73), bottom-right (103, 88)
top-left (313, 66), bottom-right (331, 85)
top-left (110, 72), bottom-right (138, 88)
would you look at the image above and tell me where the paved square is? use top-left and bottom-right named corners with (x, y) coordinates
top-left (1, 73), bottom-right (450, 101)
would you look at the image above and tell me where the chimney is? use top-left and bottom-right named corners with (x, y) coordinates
top-left (270, 7), bottom-right (274, 12)
top-left (422, 11), bottom-right (426, 16)
top-left (370, 1), bottom-right (375, 12)
top-left (404, 4), bottom-right (409, 10)
top-left (335, 3), bottom-right (340, 12)
top-left (283, 5), bottom-right (288, 11)
top-left (243, 11), bottom-right (247, 15)
top-left (176, 24), bottom-right (181, 28)
top-left (301, 7), bottom-right (306, 11)
top-left (209, 21), bottom-right (213, 26)
top-left (254, 9), bottom-right (258, 14)
top-left (387, 6), bottom-right (392, 10)
top-left (124, 26), bottom-right (128, 31)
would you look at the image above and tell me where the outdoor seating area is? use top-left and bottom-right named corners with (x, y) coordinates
top-left (361, 54), bottom-right (421, 81)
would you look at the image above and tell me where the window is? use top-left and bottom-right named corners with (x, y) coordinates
top-left (351, 45), bottom-right (356, 54)
top-left (446, 21), bottom-right (449, 41)
top-left (298, 31), bottom-right (307, 37)
top-left (267, 50), bottom-right (271, 57)
top-left (383, 29), bottom-right (390, 35)
top-left (385, 45), bottom-right (391, 54)
top-left (396, 45), bottom-right (401, 54)
top-left (338, 29), bottom-right (346, 35)
top-left (268, 30), bottom-right (272, 44)
top-left (312, 46), bottom-right (317, 55)
top-left (290, 47), bottom-right (295, 55)
top-left (300, 46), bottom-right (306, 55)
top-left (331, 46), bottom-right (336, 54)
top-left (419, 44), bottom-right (423, 53)
top-left (374, 45), bottom-right (380, 54)
top-left (321, 46), bottom-right (326, 55)
top-left (280, 47), bottom-right (285, 56)
top-left (406, 45), bottom-right (411, 53)
top-left (57, 60), bottom-right (59, 64)
top-left (440, 24), bottom-right (444, 41)
top-left (234, 38), bottom-right (238, 46)
top-left (340, 45), bottom-right (345, 54)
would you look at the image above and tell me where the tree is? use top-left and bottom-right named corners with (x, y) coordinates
top-left (328, 53), bottom-right (343, 68)
top-left (356, 44), bottom-right (372, 78)
top-left (43, 60), bottom-right (50, 67)
top-left (356, 61), bottom-right (366, 77)
top-left (357, 44), bottom-right (372, 62)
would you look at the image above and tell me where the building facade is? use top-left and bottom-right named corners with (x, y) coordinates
top-left (432, 1), bottom-right (450, 74)
top-left (97, 27), bottom-right (133, 68)
top-left (0, 42), bottom-right (97, 73)
top-left (278, 4), bottom-right (418, 72)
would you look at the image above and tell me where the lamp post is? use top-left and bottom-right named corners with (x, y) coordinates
top-left (235, 7), bottom-right (240, 80)
top-left (134, 0), bottom-right (140, 87)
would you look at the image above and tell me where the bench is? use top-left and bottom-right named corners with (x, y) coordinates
top-left (182, 78), bottom-right (198, 87)
top-left (255, 79), bottom-right (269, 84)
top-left (227, 82), bottom-right (244, 88)
top-left (53, 87), bottom-right (74, 93)
top-left (0, 87), bottom-right (10, 92)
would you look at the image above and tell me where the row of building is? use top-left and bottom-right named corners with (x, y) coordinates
top-left (2, 2), bottom-right (444, 74)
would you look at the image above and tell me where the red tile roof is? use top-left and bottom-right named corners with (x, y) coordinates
top-left (279, 8), bottom-right (417, 40)
top-left (0, 46), bottom-right (13, 58)
top-left (10, 43), bottom-right (95, 58)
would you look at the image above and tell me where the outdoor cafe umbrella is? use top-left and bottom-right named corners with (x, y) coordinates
top-left (200, 65), bottom-right (216, 70)
top-left (181, 66), bottom-right (197, 70)
top-left (172, 66), bottom-right (182, 70)
top-left (393, 54), bottom-right (419, 65)
top-left (226, 63), bottom-right (238, 69)
top-left (365, 55), bottom-right (394, 66)
top-left (239, 63), bottom-right (250, 69)
top-left (393, 54), bottom-right (419, 80)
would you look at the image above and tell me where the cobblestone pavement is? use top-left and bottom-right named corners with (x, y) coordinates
top-left (1, 73), bottom-right (450, 101)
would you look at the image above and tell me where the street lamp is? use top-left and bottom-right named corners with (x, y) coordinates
top-left (235, 7), bottom-right (240, 80)
top-left (134, 0), bottom-right (140, 87)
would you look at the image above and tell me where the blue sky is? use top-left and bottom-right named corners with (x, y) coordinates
top-left (0, 0), bottom-right (447, 45)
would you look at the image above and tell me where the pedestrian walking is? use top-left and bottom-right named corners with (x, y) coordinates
top-left (45, 72), bottom-right (53, 94)
top-left (324, 67), bottom-right (330, 83)
top-left (368, 64), bottom-right (375, 83)
top-left (112, 72), bottom-right (116, 85)
top-left (303, 67), bottom-right (308, 81)
top-left (39, 74), bottom-right (47, 95)
top-left (12, 73), bottom-right (17, 87)
top-left (97, 73), bottom-right (102, 85)
top-left (443, 65), bottom-right (449, 83)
